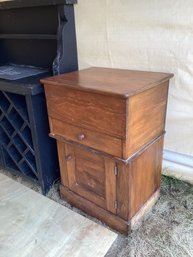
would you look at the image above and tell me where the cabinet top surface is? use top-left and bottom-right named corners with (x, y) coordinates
top-left (41, 67), bottom-right (173, 98)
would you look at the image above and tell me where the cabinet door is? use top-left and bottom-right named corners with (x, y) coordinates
top-left (57, 141), bottom-right (117, 214)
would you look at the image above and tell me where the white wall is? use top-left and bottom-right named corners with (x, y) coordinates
top-left (74, 0), bottom-right (193, 182)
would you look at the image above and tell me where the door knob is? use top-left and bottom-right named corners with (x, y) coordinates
top-left (65, 154), bottom-right (73, 161)
top-left (77, 133), bottom-right (85, 141)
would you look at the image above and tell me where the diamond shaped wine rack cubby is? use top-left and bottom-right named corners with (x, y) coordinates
top-left (0, 81), bottom-right (59, 195)
top-left (0, 91), bottom-right (37, 179)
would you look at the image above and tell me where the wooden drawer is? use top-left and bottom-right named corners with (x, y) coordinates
top-left (42, 68), bottom-right (173, 158)
top-left (50, 118), bottom-right (123, 157)
top-left (48, 82), bottom-right (168, 159)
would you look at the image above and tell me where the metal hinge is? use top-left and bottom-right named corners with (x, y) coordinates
top-left (114, 164), bottom-right (118, 176)
top-left (114, 200), bottom-right (118, 210)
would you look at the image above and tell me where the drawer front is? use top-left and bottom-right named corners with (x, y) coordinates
top-left (44, 84), bottom-right (126, 138)
top-left (57, 141), bottom-right (117, 214)
top-left (50, 118), bottom-right (123, 158)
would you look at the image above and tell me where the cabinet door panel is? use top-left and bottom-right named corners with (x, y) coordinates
top-left (57, 141), bottom-right (117, 214)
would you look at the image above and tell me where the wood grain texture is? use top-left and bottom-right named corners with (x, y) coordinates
top-left (76, 155), bottom-right (105, 198)
top-left (65, 143), bottom-right (106, 209)
top-left (125, 82), bottom-right (168, 157)
top-left (41, 67), bottom-right (172, 234)
top-left (57, 140), bottom-right (69, 187)
top-left (130, 189), bottom-right (160, 230)
top-left (116, 163), bottom-right (130, 220)
top-left (74, 146), bottom-right (106, 201)
top-left (64, 143), bottom-right (77, 191)
top-left (104, 158), bottom-right (117, 214)
top-left (0, 173), bottom-right (117, 257)
top-left (43, 68), bottom-right (172, 159)
top-left (60, 184), bottom-right (129, 235)
top-left (117, 135), bottom-right (164, 221)
top-left (56, 134), bottom-right (164, 233)
top-left (57, 141), bottom-right (117, 212)
top-left (44, 84), bottom-right (126, 138)
top-left (50, 118), bottom-right (123, 157)
top-left (129, 135), bottom-right (164, 219)
top-left (41, 67), bottom-right (173, 97)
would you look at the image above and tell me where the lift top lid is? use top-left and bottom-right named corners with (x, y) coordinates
top-left (0, 0), bottom-right (77, 9)
top-left (41, 67), bottom-right (174, 98)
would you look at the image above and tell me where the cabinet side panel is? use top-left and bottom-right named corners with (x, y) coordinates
top-left (125, 82), bottom-right (168, 157)
top-left (129, 136), bottom-right (164, 219)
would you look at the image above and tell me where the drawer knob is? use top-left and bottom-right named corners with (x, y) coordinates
top-left (65, 154), bottom-right (73, 161)
top-left (77, 133), bottom-right (85, 141)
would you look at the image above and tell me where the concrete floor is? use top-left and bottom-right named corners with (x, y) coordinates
top-left (0, 173), bottom-right (117, 257)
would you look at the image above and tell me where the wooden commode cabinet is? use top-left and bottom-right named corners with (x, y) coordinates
top-left (41, 67), bottom-right (173, 234)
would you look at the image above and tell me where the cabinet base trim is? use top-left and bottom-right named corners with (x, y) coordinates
top-left (60, 184), bottom-right (129, 234)
top-left (130, 189), bottom-right (160, 230)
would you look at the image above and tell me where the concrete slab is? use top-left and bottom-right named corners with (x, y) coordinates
top-left (0, 173), bottom-right (117, 257)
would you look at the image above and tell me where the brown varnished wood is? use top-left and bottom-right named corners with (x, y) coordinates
top-left (117, 135), bottom-right (164, 221)
top-left (56, 140), bottom-right (69, 187)
top-left (41, 67), bottom-right (173, 97)
top-left (43, 68), bottom-right (172, 159)
top-left (129, 135), bottom-right (164, 219)
top-left (58, 141), bottom-right (117, 213)
top-left (60, 184), bottom-right (129, 235)
top-left (41, 67), bottom-right (173, 234)
top-left (116, 163), bottom-right (130, 220)
top-left (58, 134), bottom-right (164, 233)
top-left (44, 84), bottom-right (126, 138)
top-left (125, 82), bottom-right (169, 157)
top-left (64, 143), bottom-right (76, 190)
top-left (104, 158), bottom-right (117, 214)
top-left (51, 131), bottom-right (164, 165)
top-left (130, 189), bottom-right (160, 229)
top-left (50, 117), bottom-right (123, 157)
top-left (64, 143), bottom-right (106, 209)
top-left (75, 149), bottom-right (105, 198)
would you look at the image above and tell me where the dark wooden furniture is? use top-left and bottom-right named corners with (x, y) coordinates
top-left (41, 67), bottom-right (173, 233)
top-left (0, 0), bottom-right (78, 75)
top-left (0, 0), bottom-right (78, 194)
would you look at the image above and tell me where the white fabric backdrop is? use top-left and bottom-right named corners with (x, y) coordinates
top-left (74, 0), bottom-right (193, 180)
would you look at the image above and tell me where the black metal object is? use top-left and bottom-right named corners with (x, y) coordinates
top-left (0, 0), bottom-right (77, 9)
top-left (0, 0), bottom-right (78, 194)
